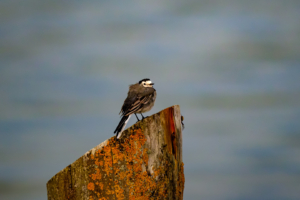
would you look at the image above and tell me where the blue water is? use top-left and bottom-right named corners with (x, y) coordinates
top-left (1, 1), bottom-right (300, 199)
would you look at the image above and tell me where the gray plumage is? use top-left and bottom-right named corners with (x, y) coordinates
top-left (114, 79), bottom-right (156, 139)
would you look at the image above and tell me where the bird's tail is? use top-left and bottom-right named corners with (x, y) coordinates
top-left (114, 115), bottom-right (131, 139)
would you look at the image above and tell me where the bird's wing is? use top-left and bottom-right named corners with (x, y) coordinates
top-left (119, 95), bottom-right (136, 115)
top-left (119, 87), bottom-right (155, 116)
top-left (124, 93), bottom-right (153, 116)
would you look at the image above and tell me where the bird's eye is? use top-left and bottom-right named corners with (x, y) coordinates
top-left (143, 83), bottom-right (145, 85)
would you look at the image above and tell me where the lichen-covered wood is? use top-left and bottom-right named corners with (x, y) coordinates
top-left (47, 105), bottom-right (184, 200)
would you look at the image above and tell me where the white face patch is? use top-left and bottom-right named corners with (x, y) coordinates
top-left (142, 80), bottom-right (153, 87)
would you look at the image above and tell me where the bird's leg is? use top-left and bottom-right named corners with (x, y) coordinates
top-left (141, 113), bottom-right (145, 120)
top-left (134, 113), bottom-right (140, 122)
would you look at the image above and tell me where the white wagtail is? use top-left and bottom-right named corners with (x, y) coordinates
top-left (114, 78), bottom-right (156, 139)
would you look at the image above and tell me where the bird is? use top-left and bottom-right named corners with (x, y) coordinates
top-left (114, 78), bottom-right (156, 139)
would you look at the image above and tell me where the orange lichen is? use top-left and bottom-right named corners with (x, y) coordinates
top-left (87, 128), bottom-right (184, 199)
top-left (99, 182), bottom-right (104, 190)
top-left (87, 182), bottom-right (95, 191)
top-left (176, 162), bottom-right (185, 198)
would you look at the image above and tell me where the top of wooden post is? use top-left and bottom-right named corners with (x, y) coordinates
top-left (47, 105), bottom-right (184, 200)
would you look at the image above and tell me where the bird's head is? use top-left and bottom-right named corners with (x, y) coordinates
top-left (139, 78), bottom-right (154, 88)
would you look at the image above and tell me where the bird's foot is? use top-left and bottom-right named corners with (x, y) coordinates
top-left (134, 113), bottom-right (140, 122)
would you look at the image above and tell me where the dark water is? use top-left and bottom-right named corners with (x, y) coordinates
top-left (1, 1), bottom-right (300, 199)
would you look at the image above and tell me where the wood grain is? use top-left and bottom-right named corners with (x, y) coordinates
top-left (47, 105), bottom-right (184, 200)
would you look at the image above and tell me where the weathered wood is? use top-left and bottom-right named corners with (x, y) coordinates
top-left (47, 105), bottom-right (184, 200)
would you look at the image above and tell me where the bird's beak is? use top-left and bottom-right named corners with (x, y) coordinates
top-left (150, 83), bottom-right (154, 85)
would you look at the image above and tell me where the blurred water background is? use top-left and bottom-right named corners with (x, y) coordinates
top-left (1, 0), bottom-right (300, 199)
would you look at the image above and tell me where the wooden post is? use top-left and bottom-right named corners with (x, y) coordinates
top-left (47, 105), bottom-right (184, 200)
